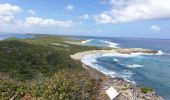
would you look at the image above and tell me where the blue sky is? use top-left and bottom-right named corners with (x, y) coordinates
top-left (0, 0), bottom-right (170, 39)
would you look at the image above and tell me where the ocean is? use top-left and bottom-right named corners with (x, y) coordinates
top-left (76, 36), bottom-right (170, 99)
top-left (0, 34), bottom-right (35, 40)
top-left (0, 34), bottom-right (170, 99)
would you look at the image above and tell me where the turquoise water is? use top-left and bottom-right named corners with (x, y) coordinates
top-left (78, 37), bottom-right (170, 99)
top-left (0, 34), bottom-right (35, 40)
top-left (0, 34), bottom-right (170, 99)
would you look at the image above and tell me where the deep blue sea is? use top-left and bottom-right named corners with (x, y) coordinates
top-left (75, 36), bottom-right (170, 99)
top-left (0, 34), bottom-right (170, 99)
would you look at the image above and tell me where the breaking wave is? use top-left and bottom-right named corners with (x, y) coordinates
top-left (81, 39), bottom-right (93, 44)
top-left (102, 50), bottom-right (164, 58)
top-left (102, 40), bottom-right (119, 48)
top-left (81, 54), bottom-right (135, 82)
top-left (80, 50), bottom-right (164, 84)
top-left (156, 50), bottom-right (165, 55)
top-left (126, 64), bottom-right (143, 68)
top-left (80, 39), bottom-right (119, 48)
top-left (81, 54), bottom-right (117, 78)
top-left (113, 59), bottom-right (119, 62)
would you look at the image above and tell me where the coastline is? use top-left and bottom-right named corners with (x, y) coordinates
top-left (71, 49), bottom-right (163, 100)
top-left (70, 48), bottom-right (159, 60)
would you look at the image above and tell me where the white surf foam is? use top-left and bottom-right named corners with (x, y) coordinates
top-left (126, 64), bottom-right (143, 68)
top-left (81, 39), bottom-right (93, 44)
top-left (102, 50), bottom-right (164, 58)
top-left (80, 49), bottom-right (164, 84)
top-left (102, 40), bottom-right (119, 48)
top-left (156, 50), bottom-right (165, 55)
top-left (81, 54), bottom-right (117, 78)
top-left (102, 52), bottom-right (144, 58)
top-left (113, 59), bottom-right (119, 62)
top-left (81, 54), bottom-right (136, 83)
top-left (81, 39), bottom-right (119, 48)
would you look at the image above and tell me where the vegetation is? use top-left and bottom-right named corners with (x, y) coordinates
top-left (0, 40), bottom-right (80, 81)
top-left (0, 35), bottom-right (102, 99)
top-left (1, 68), bottom-right (99, 100)
top-left (140, 87), bottom-right (153, 94)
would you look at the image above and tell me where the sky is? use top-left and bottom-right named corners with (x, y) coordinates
top-left (0, 0), bottom-right (170, 39)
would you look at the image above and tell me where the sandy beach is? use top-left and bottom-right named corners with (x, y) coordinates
top-left (71, 48), bottom-right (163, 100)
top-left (70, 48), bottom-right (158, 60)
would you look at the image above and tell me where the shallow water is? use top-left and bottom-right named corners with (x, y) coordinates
top-left (1, 34), bottom-right (170, 99)
top-left (78, 37), bottom-right (170, 99)
top-left (0, 34), bottom-right (35, 40)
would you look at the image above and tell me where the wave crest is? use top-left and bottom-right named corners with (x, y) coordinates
top-left (126, 64), bottom-right (143, 68)
top-left (81, 39), bottom-right (93, 44)
top-left (102, 40), bottom-right (119, 48)
top-left (156, 50), bottom-right (165, 55)
top-left (81, 54), bottom-right (134, 82)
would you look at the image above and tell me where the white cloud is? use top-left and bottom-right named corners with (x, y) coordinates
top-left (150, 25), bottom-right (161, 32)
top-left (96, 0), bottom-right (170, 23)
top-left (0, 3), bottom-right (75, 33)
top-left (0, 4), bottom-right (73, 28)
top-left (28, 9), bottom-right (36, 15)
top-left (95, 13), bottom-right (112, 23)
top-left (0, 15), bottom-right (15, 23)
top-left (65, 4), bottom-right (74, 11)
top-left (79, 14), bottom-right (90, 19)
top-left (0, 3), bottom-right (22, 25)
top-left (24, 17), bottom-right (73, 27)
top-left (0, 3), bottom-right (22, 15)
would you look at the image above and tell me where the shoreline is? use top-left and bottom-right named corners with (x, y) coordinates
top-left (70, 48), bottom-right (159, 60)
top-left (70, 48), bottom-right (163, 100)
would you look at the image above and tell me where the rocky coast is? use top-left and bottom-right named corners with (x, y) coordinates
top-left (71, 48), bottom-right (163, 100)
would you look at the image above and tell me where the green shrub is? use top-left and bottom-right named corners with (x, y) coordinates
top-left (0, 40), bottom-right (80, 81)
top-left (140, 87), bottom-right (153, 94)
top-left (0, 68), bottom-right (99, 100)
top-left (0, 36), bottom-right (101, 99)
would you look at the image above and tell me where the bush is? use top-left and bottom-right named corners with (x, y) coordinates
top-left (140, 87), bottom-right (153, 94)
top-left (0, 68), bottom-right (99, 100)
top-left (0, 37), bottom-right (101, 99)
top-left (0, 40), bottom-right (80, 81)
